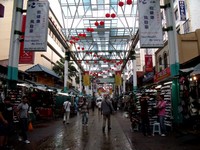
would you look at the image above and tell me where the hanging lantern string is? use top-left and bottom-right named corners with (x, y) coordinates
top-left (110, 6), bottom-right (131, 38)
top-left (120, 5), bottom-right (132, 36)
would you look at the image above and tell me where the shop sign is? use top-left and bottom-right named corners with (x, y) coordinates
top-left (138, 0), bottom-right (163, 48)
top-left (0, 4), bottom-right (4, 17)
top-left (154, 67), bottom-right (171, 82)
top-left (24, 1), bottom-right (49, 51)
top-left (143, 72), bottom-right (154, 82)
top-left (179, 0), bottom-right (186, 21)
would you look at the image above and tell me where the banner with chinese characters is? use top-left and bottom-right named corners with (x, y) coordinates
top-left (138, 0), bottom-right (163, 48)
top-left (145, 54), bottom-right (153, 72)
top-left (83, 71), bottom-right (90, 86)
top-left (154, 67), bottom-right (171, 82)
top-left (24, 1), bottom-right (49, 51)
top-left (115, 71), bottom-right (122, 86)
top-left (179, 0), bottom-right (186, 21)
top-left (19, 15), bottom-right (35, 64)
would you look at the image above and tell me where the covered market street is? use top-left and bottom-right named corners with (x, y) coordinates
top-left (10, 110), bottom-right (200, 150)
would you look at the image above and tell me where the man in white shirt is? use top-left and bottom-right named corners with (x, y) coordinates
top-left (63, 100), bottom-right (71, 124)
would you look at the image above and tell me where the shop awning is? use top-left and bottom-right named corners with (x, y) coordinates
top-left (25, 64), bottom-right (60, 79)
top-left (190, 63), bottom-right (200, 76)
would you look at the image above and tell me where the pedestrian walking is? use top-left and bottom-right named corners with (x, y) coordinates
top-left (101, 94), bottom-right (115, 132)
top-left (91, 92), bottom-right (96, 112)
top-left (17, 95), bottom-right (31, 144)
top-left (139, 93), bottom-right (151, 136)
top-left (63, 100), bottom-right (71, 124)
top-left (1, 97), bottom-right (14, 149)
top-left (155, 95), bottom-right (167, 136)
top-left (79, 97), bottom-right (89, 126)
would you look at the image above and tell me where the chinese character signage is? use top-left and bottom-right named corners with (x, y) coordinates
top-left (115, 71), bottom-right (122, 86)
top-left (179, 0), bottom-right (186, 21)
top-left (154, 67), bottom-right (171, 82)
top-left (19, 15), bottom-right (35, 64)
top-left (145, 54), bottom-right (153, 72)
top-left (83, 71), bottom-right (90, 86)
top-left (138, 0), bottom-right (163, 48)
top-left (24, 1), bottom-right (49, 51)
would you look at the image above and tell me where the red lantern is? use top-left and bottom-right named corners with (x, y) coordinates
top-left (94, 21), bottom-right (99, 26)
top-left (75, 37), bottom-right (79, 41)
top-left (82, 47), bottom-right (84, 50)
top-left (86, 28), bottom-right (91, 32)
top-left (77, 47), bottom-right (80, 50)
top-left (82, 33), bottom-right (86, 37)
top-left (126, 0), bottom-right (132, 5)
top-left (100, 21), bottom-right (104, 26)
top-left (105, 13), bottom-right (110, 18)
top-left (90, 28), bottom-right (94, 32)
top-left (71, 36), bottom-right (75, 39)
top-left (118, 1), bottom-right (124, 7)
top-left (111, 13), bottom-right (116, 18)
top-left (69, 40), bottom-right (74, 44)
top-left (78, 33), bottom-right (82, 37)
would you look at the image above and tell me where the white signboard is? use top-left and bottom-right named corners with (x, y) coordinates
top-left (138, 0), bottom-right (163, 48)
top-left (24, 1), bottom-right (49, 51)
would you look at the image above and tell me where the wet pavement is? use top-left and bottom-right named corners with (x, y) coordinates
top-left (10, 110), bottom-right (200, 150)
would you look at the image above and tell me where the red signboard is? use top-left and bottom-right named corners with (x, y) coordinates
top-left (145, 54), bottom-right (153, 72)
top-left (154, 67), bottom-right (171, 82)
top-left (0, 4), bottom-right (4, 17)
top-left (19, 15), bottom-right (35, 64)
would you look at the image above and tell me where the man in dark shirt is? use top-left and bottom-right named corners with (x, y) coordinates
top-left (140, 93), bottom-right (151, 136)
top-left (2, 97), bottom-right (14, 149)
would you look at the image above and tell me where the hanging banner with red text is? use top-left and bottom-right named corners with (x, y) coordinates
top-left (145, 54), bottom-right (153, 72)
top-left (24, 1), bottom-right (49, 51)
top-left (115, 71), bottom-right (122, 86)
top-left (19, 15), bottom-right (35, 64)
top-left (83, 71), bottom-right (90, 86)
top-left (138, 0), bottom-right (163, 48)
top-left (154, 67), bottom-right (171, 82)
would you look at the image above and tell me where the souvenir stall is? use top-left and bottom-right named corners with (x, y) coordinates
top-left (179, 69), bottom-right (200, 131)
top-left (28, 85), bottom-right (56, 120)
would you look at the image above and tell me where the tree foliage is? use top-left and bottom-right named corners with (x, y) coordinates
top-left (52, 58), bottom-right (79, 84)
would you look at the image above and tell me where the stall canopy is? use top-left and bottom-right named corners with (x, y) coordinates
top-left (190, 63), bottom-right (200, 75)
top-left (25, 64), bottom-right (60, 79)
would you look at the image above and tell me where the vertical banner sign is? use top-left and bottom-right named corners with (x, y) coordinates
top-left (179, 0), bottom-right (186, 21)
top-left (115, 71), bottom-right (122, 86)
top-left (19, 15), bottom-right (35, 64)
top-left (83, 71), bottom-right (90, 86)
top-left (24, 1), bottom-right (49, 51)
top-left (145, 54), bottom-right (153, 72)
top-left (138, 0), bottom-right (163, 48)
